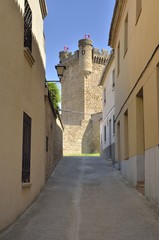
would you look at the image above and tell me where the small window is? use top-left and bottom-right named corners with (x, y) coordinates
top-left (104, 125), bottom-right (107, 142)
top-left (124, 110), bottom-right (129, 159)
top-left (136, 0), bottom-right (142, 23)
top-left (112, 69), bottom-right (115, 90)
top-left (46, 136), bottom-right (49, 152)
top-left (104, 88), bottom-right (106, 104)
top-left (39, 0), bottom-right (47, 19)
top-left (113, 115), bottom-right (115, 135)
top-left (124, 14), bottom-right (128, 55)
top-left (117, 42), bottom-right (120, 76)
top-left (22, 112), bottom-right (32, 183)
top-left (24, 0), bottom-right (32, 52)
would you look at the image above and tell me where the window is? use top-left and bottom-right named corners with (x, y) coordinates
top-left (104, 125), bottom-right (107, 142)
top-left (124, 110), bottom-right (129, 159)
top-left (136, 88), bottom-right (144, 154)
top-left (113, 115), bottom-right (115, 135)
top-left (109, 119), bottom-right (112, 144)
top-left (117, 42), bottom-right (120, 76)
top-left (24, 0), bottom-right (32, 52)
top-left (39, 0), bottom-right (48, 19)
top-left (136, 0), bottom-right (142, 23)
top-left (124, 14), bottom-right (128, 55)
top-left (117, 121), bottom-right (121, 160)
top-left (104, 88), bottom-right (106, 104)
top-left (22, 112), bottom-right (32, 183)
top-left (46, 136), bottom-right (49, 152)
top-left (112, 69), bottom-right (115, 90)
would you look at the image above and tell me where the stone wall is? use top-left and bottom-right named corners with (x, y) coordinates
top-left (45, 90), bottom-right (63, 180)
top-left (91, 112), bottom-right (102, 153)
top-left (61, 59), bottom-right (84, 125)
top-left (84, 63), bottom-right (104, 117)
top-left (63, 113), bottom-right (101, 154)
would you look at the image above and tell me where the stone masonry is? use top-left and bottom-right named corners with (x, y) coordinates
top-left (59, 39), bottom-right (108, 154)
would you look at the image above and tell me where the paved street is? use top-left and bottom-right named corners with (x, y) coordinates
top-left (1, 156), bottom-right (159, 240)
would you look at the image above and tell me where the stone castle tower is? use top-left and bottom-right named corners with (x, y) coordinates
top-left (59, 39), bottom-right (108, 154)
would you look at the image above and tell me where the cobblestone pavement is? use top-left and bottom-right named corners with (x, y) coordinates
top-left (1, 156), bottom-right (159, 240)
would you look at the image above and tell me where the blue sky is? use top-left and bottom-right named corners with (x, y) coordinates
top-left (44, 0), bottom-right (115, 81)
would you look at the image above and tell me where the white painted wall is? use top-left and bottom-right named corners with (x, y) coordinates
top-left (100, 56), bottom-right (115, 152)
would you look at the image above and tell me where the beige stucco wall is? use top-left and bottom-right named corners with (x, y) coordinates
top-left (0, 0), bottom-right (47, 230)
top-left (143, 69), bottom-right (159, 149)
top-left (113, 0), bottom-right (159, 159)
top-left (109, 0), bottom-right (159, 197)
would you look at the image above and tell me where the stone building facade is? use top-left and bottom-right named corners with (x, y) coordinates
top-left (59, 39), bottom-right (108, 154)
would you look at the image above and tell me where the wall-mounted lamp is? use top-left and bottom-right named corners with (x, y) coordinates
top-left (55, 63), bottom-right (66, 81)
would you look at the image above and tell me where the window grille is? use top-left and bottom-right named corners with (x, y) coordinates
top-left (24, 0), bottom-right (32, 52)
top-left (22, 112), bottom-right (32, 183)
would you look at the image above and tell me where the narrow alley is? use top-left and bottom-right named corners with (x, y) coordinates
top-left (1, 157), bottom-right (159, 240)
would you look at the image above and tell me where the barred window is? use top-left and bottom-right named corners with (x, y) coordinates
top-left (24, 0), bottom-right (32, 52)
top-left (22, 112), bottom-right (32, 183)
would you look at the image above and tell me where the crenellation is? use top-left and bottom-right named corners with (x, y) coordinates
top-left (93, 48), bottom-right (108, 56)
top-left (93, 48), bottom-right (109, 65)
top-left (59, 50), bottom-right (79, 64)
top-left (60, 47), bottom-right (108, 66)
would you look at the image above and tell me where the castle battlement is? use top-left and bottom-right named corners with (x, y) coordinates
top-left (60, 48), bottom-right (108, 65)
top-left (93, 48), bottom-right (109, 65)
top-left (59, 50), bottom-right (79, 64)
top-left (59, 39), bottom-right (109, 66)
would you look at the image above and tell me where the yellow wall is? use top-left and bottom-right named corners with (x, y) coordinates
top-left (144, 69), bottom-right (159, 149)
top-left (113, 0), bottom-right (159, 159)
top-left (0, 0), bottom-right (46, 230)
